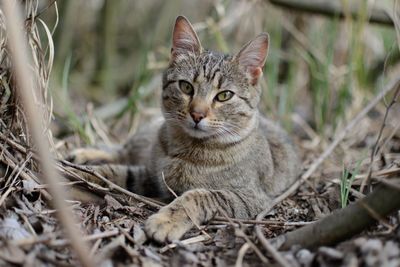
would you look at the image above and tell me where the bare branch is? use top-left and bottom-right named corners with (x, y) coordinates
top-left (268, 0), bottom-right (394, 26)
top-left (273, 181), bottom-right (400, 250)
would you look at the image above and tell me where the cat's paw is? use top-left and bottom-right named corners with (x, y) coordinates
top-left (144, 206), bottom-right (193, 243)
top-left (66, 148), bottom-right (114, 165)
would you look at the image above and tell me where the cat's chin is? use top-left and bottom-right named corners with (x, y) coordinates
top-left (182, 126), bottom-right (245, 143)
top-left (183, 126), bottom-right (214, 139)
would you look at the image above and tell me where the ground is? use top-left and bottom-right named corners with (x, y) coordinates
top-left (0, 106), bottom-right (399, 266)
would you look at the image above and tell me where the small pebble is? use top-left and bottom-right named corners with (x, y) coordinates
top-left (296, 248), bottom-right (314, 265)
top-left (318, 246), bottom-right (344, 260)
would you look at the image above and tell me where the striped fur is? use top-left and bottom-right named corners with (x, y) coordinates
top-left (69, 16), bottom-right (299, 243)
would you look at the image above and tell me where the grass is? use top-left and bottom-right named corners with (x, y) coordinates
top-left (340, 158), bottom-right (364, 208)
top-left (43, 0), bottom-right (398, 137)
top-left (59, 53), bottom-right (92, 144)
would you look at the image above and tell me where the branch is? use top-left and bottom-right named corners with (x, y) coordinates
top-left (2, 1), bottom-right (94, 267)
top-left (361, 85), bottom-right (400, 192)
top-left (61, 160), bottom-right (163, 209)
top-left (268, 0), bottom-right (394, 26)
top-left (273, 180), bottom-right (400, 250)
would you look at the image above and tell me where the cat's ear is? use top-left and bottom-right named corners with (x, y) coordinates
top-left (234, 33), bottom-right (269, 85)
top-left (171, 16), bottom-right (202, 60)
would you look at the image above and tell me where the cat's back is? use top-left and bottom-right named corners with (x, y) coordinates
top-left (257, 114), bottom-right (299, 194)
top-left (123, 113), bottom-right (164, 165)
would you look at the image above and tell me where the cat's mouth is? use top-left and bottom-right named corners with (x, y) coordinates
top-left (193, 124), bottom-right (204, 130)
top-left (182, 121), bottom-right (213, 139)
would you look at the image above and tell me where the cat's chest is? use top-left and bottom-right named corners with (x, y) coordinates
top-left (158, 154), bottom-right (231, 193)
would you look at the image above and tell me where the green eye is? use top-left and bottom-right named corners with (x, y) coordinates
top-left (179, 80), bottom-right (194, 95)
top-left (215, 91), bottom-right (234, 102)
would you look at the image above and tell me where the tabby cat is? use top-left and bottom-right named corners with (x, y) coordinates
top-left (69, 16), bottom-right (299, 243)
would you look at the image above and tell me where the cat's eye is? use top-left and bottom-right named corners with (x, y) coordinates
top-left (179, 80), bottom-right (194, 95)
top-left (215, 90), bottom-right (234, 102)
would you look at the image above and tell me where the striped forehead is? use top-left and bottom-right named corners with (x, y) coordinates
top-left (193, 52), bottom-right (230, 89)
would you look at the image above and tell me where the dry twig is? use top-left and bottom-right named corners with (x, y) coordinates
top-left (61, 160), bottom-right (163, 209)
top-left (217, 207), bottom-right (271, 265)
top-left (361, 84), bottom-right (400, 192)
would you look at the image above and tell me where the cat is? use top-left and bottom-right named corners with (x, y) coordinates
top-left (68, 16), bottom-right (300, 243)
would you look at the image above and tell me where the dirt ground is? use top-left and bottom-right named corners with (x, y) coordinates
top-left (1, 105), bottom-right (399, 266)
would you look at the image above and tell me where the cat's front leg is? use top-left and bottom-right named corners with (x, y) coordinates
top-left (144, 188), bottom-right (258, 243)
top-left (66, 147), bottom-right (120, 165)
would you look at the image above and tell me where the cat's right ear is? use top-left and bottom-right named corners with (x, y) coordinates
top-left (171, 16), bottom-right (202, 60)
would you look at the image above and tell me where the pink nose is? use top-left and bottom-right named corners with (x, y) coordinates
top-left (190, 111), bottom-right (205, 123)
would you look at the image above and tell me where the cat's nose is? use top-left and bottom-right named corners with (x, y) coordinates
top-left (190, 111), bottom-right (206, 123)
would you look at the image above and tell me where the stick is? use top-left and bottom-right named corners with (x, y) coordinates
top-left (2, 2), bottom-right (94, 266)
top-left (268, 0), bottom-right (394, 26)
top-left (273, 181), bottom-right (400, 250)
top-left (217, 208), bottom-right (271, 265)
top-left (13, 229), bottom-right (120, 247)
top-left (212, 217), bottom-right (314, 226)
top-left (0, 144), bottom-right (52, 200)
top-left (61, 160), bottom-right (163, 209)
top-left (159, 235), bottom-right (209, 253)
top-left (235, 243), bottom-right (251, 267)
top-left (361, 85), bottom-right (400, 192)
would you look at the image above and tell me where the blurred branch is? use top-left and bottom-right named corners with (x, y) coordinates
top-left (273, 180), bottom-right (400, 250)
top-left (95, 0), bottom-right (119, 92)
top-left (54, 0), bottom-right (76, 71)
top-left (361, 82), bottom-right (400, 193)
top-left (2, 1), bottom-right (94, 267)
top-left (267, 0), bottom-right (394, 26)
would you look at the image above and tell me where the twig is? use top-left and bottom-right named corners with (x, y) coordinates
top-left (2, 2), bottom-right (94, 266)
top-left (89, 238), bottom-right (102, 258)
top-left (361, 84), bottom-right (400, 193)
top-left (26, 0), bottom-right (57, 21)
top-left (0, 152), bottom-right (33, 207)
top-left (254, 198), bottom-right (291, 267)
top-left (61, 160), bottom-right (163, 209)
top-left (217, 207), bottom-right (271, 265)
top-left (267, 0), bottom-right (394, 26)
top-left (0, 145), bottom-right (52, 200)
top-left (160, 235), bottom-right (209, 253)
top-left (355, 167), bottom-right (400, 180)
top-left (235, 243), bottom-right (251, 267)
top-left (13, 229), bottom-right (120, 247)
top-left (212, 217), bottom-right (314, 226)
top-left (254, 76), bottom-right (400, 251)
top-left (0, 132), bottom-right (32, 157)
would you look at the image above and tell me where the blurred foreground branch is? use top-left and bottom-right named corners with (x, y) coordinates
top-left (268, 0), bottom-right (394, 26)
top-left (2, 1), bottom-right (94, 266)
top-left (273, 180), bottom-right (400, 250)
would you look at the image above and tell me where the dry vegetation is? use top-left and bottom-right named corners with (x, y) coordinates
top-left (0, 0), bottom-right (400, 266)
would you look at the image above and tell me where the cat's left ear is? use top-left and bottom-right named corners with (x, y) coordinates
top-left (234, 33), bottom-right (269, 85)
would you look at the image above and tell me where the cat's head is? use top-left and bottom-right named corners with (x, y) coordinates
top-left (162, 16), bottom-right (269, 143)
